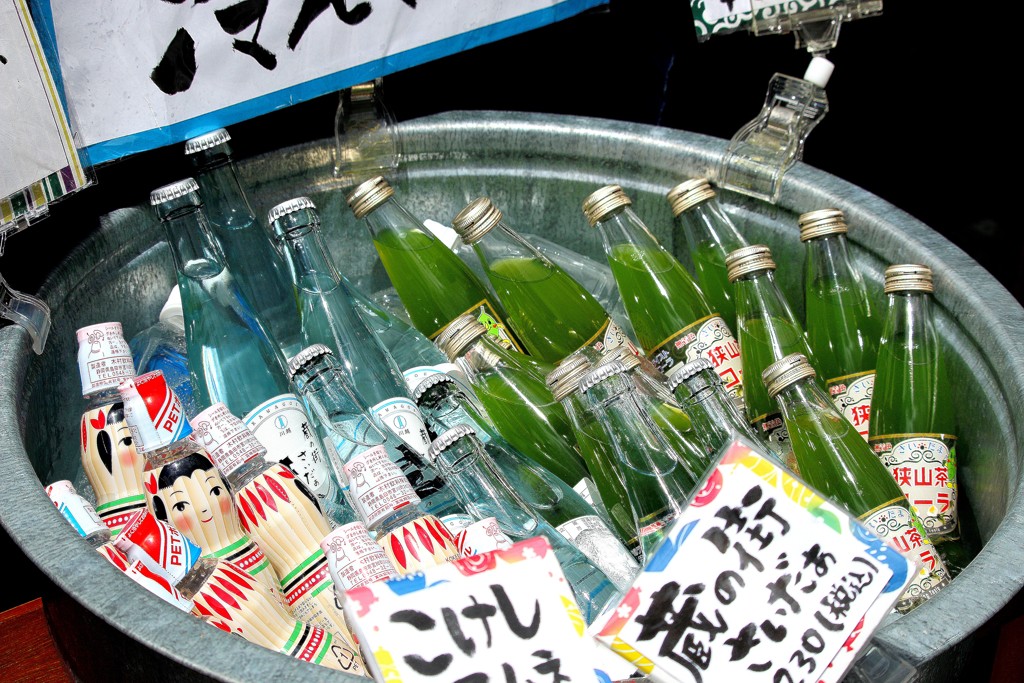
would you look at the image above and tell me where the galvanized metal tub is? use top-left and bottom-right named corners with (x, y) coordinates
top-left (1, 111), bottom-right (1020, 681)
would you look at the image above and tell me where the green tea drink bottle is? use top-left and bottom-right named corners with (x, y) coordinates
top-left (452, 196), bottom-right (634, 364)
top-left (427, 425), bottom-right (622, 621)
top-left (579, 361), bottom-right (700, 562)
top-left (288, 345), bottom-right (459, 518)
top-left (347, 176), bottom-right (522, 351)
top-left (185, 129), bottom-right (302, 357)
top-left (666, 179), bottom-right (749, 332)
top-left (728, 244), bottom-right (821, 467)
top-left (764, 353), bottom-right (950, 613)
top-left (869, 265), bottom-right (959, 541)
top-left (412, 373), bottom-right (638, 585)
top-left (76, 321), bottom-right (146, 536)
top-left (546, 355), bottom-right (639, 552)
top-left (584, 185), bottom-right (743, 401)
top-left (667, 357), bottom-right (772, 462)
top-left (801, 209), bottom-right (880, 440)
top-left (435, 313), bottom-right (591, 490)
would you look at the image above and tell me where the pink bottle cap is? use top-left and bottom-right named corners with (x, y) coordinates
top-left (119, 371), bottom-right (193, 453)
top-left (115, 508), bottom-right (202, 585)
top-left (189, 403), bottom-right (267, 478)
top-left (76, 322), bottom-right (135, 398)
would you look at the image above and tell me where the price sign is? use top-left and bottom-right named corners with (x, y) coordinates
top-left (591, 441), bottom-right (914, 683)
top-left (345, 536), bottom-right (615, 683)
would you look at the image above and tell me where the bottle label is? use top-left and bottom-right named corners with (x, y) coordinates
top-left (116, 509), bottom-right (203, 585)
top-left (433, 299), bottom-right (525, 354)
top-left (45, 480), bottom-right (107, 539)
top-left (209, 535), bottom-right (273, 586)
top-left (321, 522), bottom-right (397, 590)
top-left (370, 396), bottom-right (433, 456)
top-left (244, 394), bottom-right (337, 502)
top-left (125, 559), bottom-right (194, 613)
top-left (580, 317), bottom-right (635, 358)
top-left (441, 514), bottom-right (513, 557)
top-left (80, 402), bottom-right (147, 534)
top-left (77, 322), bottom-right (135, 396)
top-left (859, 501), bottom-right (950, 608)
top-left (121, 372), bottom-right (193, 453)
top-left (652, 314), bottom-right (744, 401)
top-left (343, 445), bottom-right (421, 529)
top-left (869, 434), bottom-right (958, 537)
top-left (573, 478), bottom-right (601, 508)
top-left (750, 411), bottom-right (794, 462)
top-left (828, 371), bottom-right (875, 440)
top-left (193, 403), bottom-right (267, 478)
top-left (556, 515), bottom-right (639, 589)
top-left (376, 514), bottom-right (460, 575)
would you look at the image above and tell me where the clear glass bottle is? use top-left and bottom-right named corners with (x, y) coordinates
top-left (666, 178), bottom-right (749, 332)
top-left (718, 58), bottom-right (833, 203)
top-left (288, 344), bottom-right (460, 519)
top-left (453, 196), bottom-right (634, 364)
top-left (584, 185), bottom-right (743, 402)
top-left (348, 176), bottom-right (523, 351)
top-left (728, 244), bottom-right (820, 467)
top-left (801, 209), bottom-right (880, 439)
top-left (764, 353), bottom-right (949, 613)
top-left (427, 425), bottom-right (621, 623)
top-left (578, 361), bottom-right (698, 563)
top-left (412, 372), bottom-right (638, 586)
top-left (75, 321), bottom-right (146, 536)
top-left (185, 129), bottom-right (302, 357)
top-left (869, 265), bottom-right (958, 541)
top-left (435, 313), bottom-right (590, 490)
top-left (129, 286), bottom-right (198, 419)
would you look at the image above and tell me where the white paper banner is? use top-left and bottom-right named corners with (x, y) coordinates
top-left (38, 0), bottom-right (605, 163)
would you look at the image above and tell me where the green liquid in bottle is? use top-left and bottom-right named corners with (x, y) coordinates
top-left (473, 368), bottom-right (591, 490)
top-left (373, 228), bottom-right (516, 344)
top-left (485, 257), bottom-right (610, 363)
top-left (571, 418), bottom-right (640, 550)
top-left (738, 316), bottom-right (813, 422)
top-left (691, 242), bottom-right (737, 332)
top-left (805, 282), bottom-right (879, 385)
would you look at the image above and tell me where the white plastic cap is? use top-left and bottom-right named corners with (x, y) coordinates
top-left (423, 219), bottom-right (460, 251)
top-left (803, 57), bottom-right (834, 88)
top-left (158, 285), bottom-right (184, 330)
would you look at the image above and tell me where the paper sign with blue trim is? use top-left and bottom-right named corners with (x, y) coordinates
top-left (36, 0), bottom-right (605, 164)
top-left (345, 536), bottom-right (617, 683)
top-left (590, 440), bottom-right (915, 683)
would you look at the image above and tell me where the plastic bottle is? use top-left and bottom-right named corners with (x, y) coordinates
top-left (75, 321), bottom-right (146, 536)
top-left (764, 353), bottom-right (949, 613)
top-left (869, 265), bottom-right (959, 541)
top-left (129, 286), bottom-right (198, 419)
top-left (801, 209), bottom-right (880, 439)
top-left (427, 425), bottom-right (620, 623)
top-left (584, 185), bottom-right (743, 402)
top-left (347, 176), bottom-right (523, 351)
top-left (452, 196), bottom-right (634, 363)
top-left (666, 178), bottom-right (749, 331)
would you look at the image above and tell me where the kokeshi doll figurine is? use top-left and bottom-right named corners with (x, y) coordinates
top-left (76, 322), bottom-right (146, 534)
top-left (191, 404), bottom-right (364, 658)
top-left (116, 509), bottom-right (365, 674)
top-left (120, 375), bottom-right (276, 589)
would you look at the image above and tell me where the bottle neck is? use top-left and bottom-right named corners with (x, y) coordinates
top-left (804, 234), bottom-right (866, 293)
top-left (160, 200), bottom-right (227, 280)
top-left (362, 197), bottom-right (425, 238)
top-left (175, 556), bottom-right (220, 601)
top-left (676, 199), bottom-right (746, 253)
top-left (773, 377), bottom-right (836, 422)
top-left (595, 206), bottom-right (661, 253)
top-left (142, 439), bottom-right (201, 472)
top-left (417, 382), bottom-right (486, 433)
top-left (734, 269), bottom-right (804, 332)
top-left (673, 373), bottom-right (756, 450)
top-left (194, 157), bottom-right (256, 231)
top-left (470, 219), bottom-right (551, 272)
top-left (882, 290), bottom-right (937, 342)
top-left (277, 221), bottom-right (344, 293)
top-left (293, 360), bottom-right (388, 447)
top-left (84, 387), bottom-right (124, 410)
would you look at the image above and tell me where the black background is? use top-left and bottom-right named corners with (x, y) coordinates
top-left (2, 0), bottom-right (1019, 675)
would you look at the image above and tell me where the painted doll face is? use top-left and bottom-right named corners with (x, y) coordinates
top-left (149, 453), bottom-right (239, 552)
top-left (81, 402), bottom-right (145, 504)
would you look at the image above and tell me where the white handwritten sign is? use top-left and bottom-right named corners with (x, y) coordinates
top-left (345, 536), bottom-right (608, 683)
top-left (591, 441), bottom-right (915, 683)
top-left (37, 0), bottom-right (604, 163)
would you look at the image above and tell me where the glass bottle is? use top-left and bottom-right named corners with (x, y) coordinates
top-left (412, 373), bottom-right (638, 586)
top-left (435, 313), bottom-right (590, 489)
top-left (453, 197), bottom-right (634, 363)
top-left (666, 178), bottom-right (749, 332)
top-left (427, 425), bottom-right (621, 623)
top-left (578, 361), bottom-right (698, 562)
top-left (190, 404), bottom-right (366, 648)
top-left (120, 372), bottom-right (277, 588)
top-left (764, 353), bottom-right (949, 613)
top-left (801, 209), bottom-right (880, 439)
top-left (288, 344), bottom-right (459, 519)
top-left (347, 176), bottom-right (522, 351)
top-left (728, 244), bottom-right (820, 465)
top-left (129, 286), bottom-right (198, 419)
top-left (546, 354), bottom-right (638, 553)
top-left (869, 265), bottom-right (959, 541)
top-left (185, 129), bottom-right (303, 357)
top-left (584, 185), bottom-right (743, 401)
top-left (75, 321), bottom-right (146, 536)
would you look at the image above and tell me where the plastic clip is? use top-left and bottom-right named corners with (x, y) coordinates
top-left (0, 268), bottom-right (51, 354)
top-left (749, 0), bottom-right (883, 55)
top-left (333, 79), bottom-right (402, 190)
